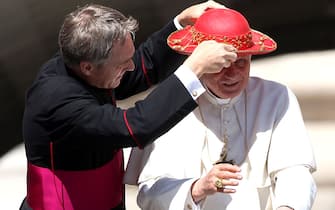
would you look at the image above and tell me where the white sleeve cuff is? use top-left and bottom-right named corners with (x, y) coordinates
top-left (173, 16), bottom-right (184, 30)
top-left (184, 178), bottom-right (204, 210)
top-left (273, 166), bottom-right (317, 210)
top-left (174, 65), bottom-right (205, 100)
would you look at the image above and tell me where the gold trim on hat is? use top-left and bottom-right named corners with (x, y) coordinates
top-left (190, 27), bottom-right (254, 50)
top-left (167, 27), bottom-right (277, 54)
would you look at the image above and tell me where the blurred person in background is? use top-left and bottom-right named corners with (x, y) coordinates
top-left (20, 1), bottom-right (236, 209)
top-left (125, 8), bottom-right (317, 210)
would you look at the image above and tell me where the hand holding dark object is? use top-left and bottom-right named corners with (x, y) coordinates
top-left (191, 163), bottom-right (242, 203)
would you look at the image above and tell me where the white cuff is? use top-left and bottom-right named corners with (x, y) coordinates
top-left (173, 16), bottom-right (184, 30)
top-left (273, 166), bottom-right (317, 210)
top-left (174, 65), bottom-right (205, 100)
top-left (184, 178), bottom-right (203, 210)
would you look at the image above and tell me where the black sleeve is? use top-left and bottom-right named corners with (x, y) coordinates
top-left (24, 74), bottom-right (196, 150)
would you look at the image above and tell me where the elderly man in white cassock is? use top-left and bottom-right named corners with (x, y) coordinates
top-left (124, 8), bottom-right (317, 210)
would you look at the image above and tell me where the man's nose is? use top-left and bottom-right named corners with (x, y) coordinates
top-left (223, 66), bottom-right (237, 77)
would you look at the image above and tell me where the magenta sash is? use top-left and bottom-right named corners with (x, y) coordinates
top-left (26, 149), bottom-right (124, 210)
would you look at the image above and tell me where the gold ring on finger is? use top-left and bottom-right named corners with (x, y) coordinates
top-left (215, 178), bottom-right (224, 189)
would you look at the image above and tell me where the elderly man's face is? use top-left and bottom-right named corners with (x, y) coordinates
top-left (201, 55), bottom-right (251, 99)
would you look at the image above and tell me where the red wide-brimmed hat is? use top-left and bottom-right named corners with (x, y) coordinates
top-left (167, 8), bottom-right (277, 55)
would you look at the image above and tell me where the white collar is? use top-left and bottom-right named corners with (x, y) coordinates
top-left (203, 84), bottom-right (243, 106)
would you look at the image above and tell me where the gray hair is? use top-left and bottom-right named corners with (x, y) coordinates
top-left (58, 4), bottom-right (139, 67)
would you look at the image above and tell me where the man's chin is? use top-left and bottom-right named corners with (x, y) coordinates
top-left (110, 81), bottom-right (121, 89)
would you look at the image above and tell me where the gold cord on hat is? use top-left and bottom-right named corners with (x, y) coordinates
top-left (168, 27), bottom-right (277, 54)
top-left (190, 27), bottom-right (254, 50)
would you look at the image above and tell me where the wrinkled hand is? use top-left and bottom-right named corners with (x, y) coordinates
top-left (177, 0), bottom-right (226, 27)
top-left (191, 163), bottom-right (242, 203)
top-left (183, 40), bottom-right (237, 77)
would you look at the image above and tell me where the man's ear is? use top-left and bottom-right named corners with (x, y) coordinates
top-left (79, 61), bottom-right (95, 76)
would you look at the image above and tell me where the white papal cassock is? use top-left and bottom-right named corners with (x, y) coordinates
top-left (124, 77), bottom-right (317, 210)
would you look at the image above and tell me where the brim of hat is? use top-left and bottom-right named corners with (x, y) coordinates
top-left (167, 27), bottom-right (277, 56)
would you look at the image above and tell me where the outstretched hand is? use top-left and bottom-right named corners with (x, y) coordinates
top-left (177, 0), bottom-right (226, 27)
